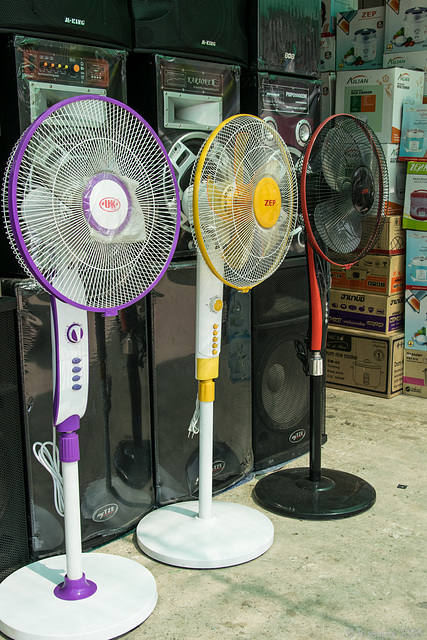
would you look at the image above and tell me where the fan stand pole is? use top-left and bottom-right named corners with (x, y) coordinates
top-left (253, 245), bottom-right (376, 520)
top-left (198, 390), bottom-right (214, 520)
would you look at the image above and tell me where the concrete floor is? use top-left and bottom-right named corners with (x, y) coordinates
top-left (2, 387), bottom-right (426, 640)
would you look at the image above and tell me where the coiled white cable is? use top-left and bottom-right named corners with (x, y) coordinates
top-left (32, 425), bottom-right (64, 517)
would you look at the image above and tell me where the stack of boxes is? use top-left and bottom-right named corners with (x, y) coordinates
top-left (324, 1), bottom-right (427, 398)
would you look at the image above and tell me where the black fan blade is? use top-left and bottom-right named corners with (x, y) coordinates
top-left (314, 199), bottom-right (362, 254)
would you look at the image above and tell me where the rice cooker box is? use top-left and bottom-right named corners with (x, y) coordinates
top-left (330, 253), bottom-right (406, 295)
top-left (403, 348), bottom-right (427, 397)
top-left (336, 7), bottom-right (385, 71)
top-left (335, 67), bottom-right (424, 143)
top-left (402, 161), bottom-right (427, 229)
top-left (385, 0), bottom-right (427, 53)
top-left (382, 143), bottom-right (407, 215)
top-left (329, 288), bottom-right (404, 333)
top-left (371, 214), bottom-right (405, 255)
top-left (383, 50), bottom-right (427, 103)
top-left (399, 103), bottom-right (427, 160)
top-left (404, 286), bottom-right (427, 350)
top-left (321, 0), bottom-right (358, 35)
top-left (405, 230), bottom-right (427, 287)
top-left (326, 326), bottom-right (404, 398)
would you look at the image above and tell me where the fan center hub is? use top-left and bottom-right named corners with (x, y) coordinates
top-left (83, 173), bottom-right (131, 236)
top-left (253, 177), bottom-right (281, 229)
top-left (351, 166), bottom-right (375, 215)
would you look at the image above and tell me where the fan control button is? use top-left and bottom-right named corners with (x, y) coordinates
top-left (72, 357), bottom-right (82, 364)
top-left (209, 297), bottom-right (223, 313)
top-left (212, 349), bottom-right (218, 355)
top-left (213, 330), bottom-right (218, 336)
top-left (213, 324), bottom-right (219, 329)
top-left (72, 384), bottom-right (82, 391)
top-left (72, 366), bottom-right (81, 373)
top-left (72, 375), bottom-right (81, 382)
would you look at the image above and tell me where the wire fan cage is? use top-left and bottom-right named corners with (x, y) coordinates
top-left (190, 115), bottom-right (298, 290)
top-left (300, 114), bottom-right (388, 267)
top-left (3, 97), bottom-right (179, 311)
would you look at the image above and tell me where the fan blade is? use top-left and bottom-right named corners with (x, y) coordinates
top-left (234, 130), bottom-right (250, 194)
top-left (314, 199), bottom-right (362, 254)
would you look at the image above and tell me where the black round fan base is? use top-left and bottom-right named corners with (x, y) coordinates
top-left (253, 467), bottom-right (376, 520)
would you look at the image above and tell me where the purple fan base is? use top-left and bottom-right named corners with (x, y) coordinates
top-left (54, 573), bottom-right (97, 601)
top-left (8, 94), bottom-right (180, 315)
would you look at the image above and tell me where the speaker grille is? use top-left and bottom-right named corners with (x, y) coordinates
top-left (0, 299), bottom-right (30, 580)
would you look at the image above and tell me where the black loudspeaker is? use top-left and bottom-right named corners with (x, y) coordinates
top-left (0, 0), bottom-right (132, 48)
top-left (0, 297), bottom-right (31, 581)
top-left (126, 54), bottom-right (240, 258)
top-left (1, 279), bottom-right (155, 561)
top-left (247, 0), bottom-right (321, 78)
top-left (130, 0), bottom-right (248, 66)
top-left (149, 262), bottom-right (253, 505)
top-left (251, 256), bottom-right (325, 471)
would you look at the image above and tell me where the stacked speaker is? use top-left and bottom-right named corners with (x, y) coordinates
top-left (242, 0), bottom-right (325, 470)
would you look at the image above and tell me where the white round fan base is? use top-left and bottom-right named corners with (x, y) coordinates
top-left (136, 500), bottom-right (274, 569)
top-left (0, 553), bottom-right (157, 640)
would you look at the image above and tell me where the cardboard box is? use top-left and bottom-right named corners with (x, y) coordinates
top-left (385, 0), bottom-right (427, 54)
top-left (371, 215), bottom-right (405, 254)
top-left (405, 230), bottom-right (427, 287)
top-left (399, 103), bottom-right (427, 160)
top-left (403, 348), bottom-right (427, 397)
top-left (402, 161), bottom-right (427, 230)
top-left (404, 287), bottom-right (427, 350)
top-left (330, 253), bottom-right (406, 295)
top-left (321, 0), bottom-right (358, 35)
top-left (321, 71), bottom-right (336, 120)
top-left (336, 6), bottom-right (385, 71)
top-left (326, 326), bottom-right (404, 398)
top-left (329, 288), bottom-right (404, 333)
top-left (335, 67), bottom-right (424, 143)
top-left (382, 144), bottom-right (407, 215)
top-left (383, 50), bottom-right (427, 102)
top-left (320, 34), bottom-right (336, 72)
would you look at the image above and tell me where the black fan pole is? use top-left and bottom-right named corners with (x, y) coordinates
top-left (253, 245), bottom-right (377, 519)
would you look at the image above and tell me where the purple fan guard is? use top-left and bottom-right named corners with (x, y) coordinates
top-left (8, 94), bottom-right (180, 315)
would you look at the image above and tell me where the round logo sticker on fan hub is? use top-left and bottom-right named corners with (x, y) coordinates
top-left (83, 173), bottom-right (131, 236)
top-left (253, 177), bottom-right (281, 229)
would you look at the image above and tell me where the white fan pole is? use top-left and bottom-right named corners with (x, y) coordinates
top-left (198, 397), bottom-right (214, 520)
top-left (62, 459), bottom-right (84, 581)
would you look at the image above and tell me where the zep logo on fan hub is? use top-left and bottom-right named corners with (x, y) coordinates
top-left (253, 176), bottom-right (282, 228)
top-left (83, 173), bottom-right (131, 237)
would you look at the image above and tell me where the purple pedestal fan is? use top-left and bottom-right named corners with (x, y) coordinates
top-left (0, 95), bottom-right (180, 639)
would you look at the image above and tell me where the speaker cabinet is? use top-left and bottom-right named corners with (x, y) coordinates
top-left (0, 297), bottom-right (31, 581)
top-left (1, 279), bottom-right (155, 561)
top-left (126, 54), bottom-right (240, 258)
top-left (149, 262), bottom-right (253, 505)
top-left (252, 256), bottom-right (325, 471)
top-left (0, 0), bottom-right (132, 48)
top-left (247, 0), bottom-right (321, 78)
top-left (130, 0), bottom-right (248, 66)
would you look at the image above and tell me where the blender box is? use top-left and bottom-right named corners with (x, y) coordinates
top-left (336, 6), bottom-right (385, 71)
top-left (398, 103), bottom-right (427, 160)
top-left (371, 214), bottom-right (406, 254)
top-left (321, 71), bottom-right (337, 120)
top-left (330, 253), bottom-right (406, 295)
top-left (383, 50), bottom-right (427, 102)
top-left (329, 288), bottom-right (405, 333)
top-left (404, 285), bottom-right (427, 349)
top-left (320, 34), bottom-right (336, 72)
top-left (382, 143), bottom-right (407, 214)
top-left (405, 230), bottom-right (427, 288)
top-left (335, 67), bottom-right (424, 143)
top-left (402, 161), bottom-right (427, 229)
top-left (321, 0), bottom-right (358, 35)
top-left (385, 0), bottom-right (427, 53)
top-left (403, 348), bottom-right (427, 397)
top-left (326, 326), bottom-right (404, 398)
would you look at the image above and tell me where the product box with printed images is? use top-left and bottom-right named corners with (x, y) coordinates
top-left (403, 348), bottom-right (427, 397)
top-left (371, 215), bottom-right (405, 254)
top-left (404, 286), bottom-right (427, 350)
top-left (385, 0), bottom-right (427, 53)
top-left (383, 50), bottom-right (427, 102)
top-left (329, 288), bottom-right (405, 333)
top-left (399, 103), bottom-right (427, 160)
top-left (381, 143), bottom-right (407, 215)
top-left (320, 34), bottom-right (336, 72)
top-left (405, 230), bottom-right (427, 287)
top-left (330, 253), bottom-right (405, 295)
top-left (402, 161), bottom-right (427, 230)
top-left (336, 6), bottom-right (385, 71)
top-left (326, 326), bottom-right (404, 398)
top-left (321, 0), bottom-right (358, 35)
top-left (335, 67), bottom-right (424, 143)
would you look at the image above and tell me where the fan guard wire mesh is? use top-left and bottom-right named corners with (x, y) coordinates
top-left (299, 114), bottom-right (388, 268)
top-left (2, 96), bottom-right (180, 312)
top-left (188, 114), bottom-right (298, 291)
